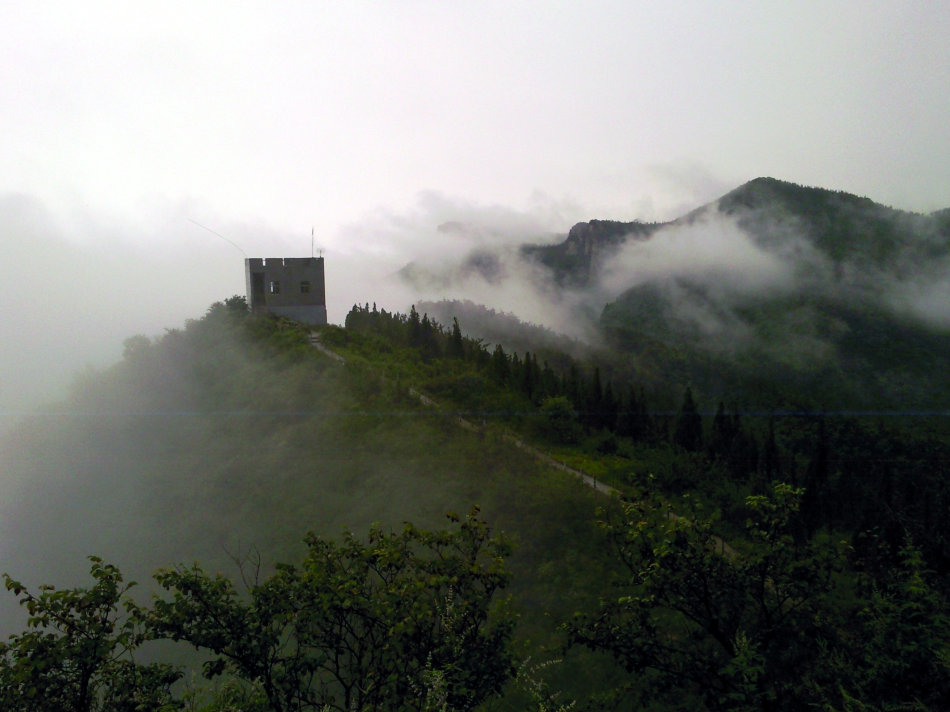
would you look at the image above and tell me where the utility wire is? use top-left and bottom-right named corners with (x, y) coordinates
top-left (188, 218), bottom-right (247, 258)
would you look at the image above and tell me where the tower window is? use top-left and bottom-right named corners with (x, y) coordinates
top-left (269, 280), bottom-right (280, 294)
top-left (300, 280), bottom-right (311, 293)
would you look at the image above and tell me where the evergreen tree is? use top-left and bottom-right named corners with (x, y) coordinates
top-left (601, 381), bottom-right (618, 431)
top-left (710, 401), bottom-right (734, 457)
top-left (419, 313), bottom-right (441, 361)
top-left (585, 367), bottom-right (603, 430)
top-left (619, 385), bottom-right (651, 442)
top-left (800, 415), bottom-right (829, 538)
top-left (521, 351), bottom-right (535, 401)
top-left (449, 317), bottom-right (465, 359)
top-left (763, 417), bottom-right (779, 482)
top-left (490, 344), bottom-right (509, 386)
top-left (674, 387), bottom-right (703, 452)
top-left (408, 305), bottom-right (422, 347)
top-left (539, 360), bottom-right (558, 402)
top-left (565, 364), bottom-right (582, 411)
top-left (509, 353), bottom-right (523, 396)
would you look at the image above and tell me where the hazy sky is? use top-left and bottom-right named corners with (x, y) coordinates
top-left (2, 1), bottom-right (949, 413)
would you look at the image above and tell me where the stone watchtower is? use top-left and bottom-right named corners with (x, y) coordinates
top-left (244, 257), bottom-right (327, 325)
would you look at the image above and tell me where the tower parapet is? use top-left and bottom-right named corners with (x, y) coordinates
top-left (244, 257), bottom-right (327, 325)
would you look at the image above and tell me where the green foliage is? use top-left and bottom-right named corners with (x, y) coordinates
top-left (674, 386), bottom-right (703, 452)
top-left (340, 304), bottom-right (647, 456)
top-left (15, 290), bottom-right (950, 709)
top-left (4, 296), bottom-right (625, 704)
top-left (122, 333), bottom-right (152, 360)
top-left (449, 317), bottom-right (465, 359)
top-left (147, 509), bottom-right (515, 712)
top-left (538, 396), bottom-right (581, 445)
top-left (822, 540), bottom-right (950, 711)
top-left (515, 658), bottom-right (576, 712)
top-left (0, 558), bottom-right (181, 712)
top-left (568, 483), bottom-right (842, 711)
top-left (180, 678), bottom-right (270, 712)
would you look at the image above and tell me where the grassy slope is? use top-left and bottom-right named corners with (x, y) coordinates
top-left (0, 304), bottom-right (621, 704)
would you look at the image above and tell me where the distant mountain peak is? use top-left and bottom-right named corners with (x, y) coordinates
top-left (717, 177), bottom-right (878, 215)
top-left (521, 219), bottom-right (663, 287)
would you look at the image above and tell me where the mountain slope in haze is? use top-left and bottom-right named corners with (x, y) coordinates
top-left (717, 177), bottom-right (950, 266)
top-left (520, 219), bottom-right (663, 287)
top-left (525, 177), bottom-right (950, 289)
top-left (393, 177), bottom-right (950, 411)
top-left (599, 178), bottom-right (950, 408)
top-left (416, 298), bottom-right (598, 367)
top-left (7, 297), bottom-right (950, 710)
top-left (0, 301), bottom-right (619, 701)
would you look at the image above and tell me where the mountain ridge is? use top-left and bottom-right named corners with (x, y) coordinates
top-left (395, 177), bottom-right (950, 411)
top-left (523, 177), bottom-right (950, 286)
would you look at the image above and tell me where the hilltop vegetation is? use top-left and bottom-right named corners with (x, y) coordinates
top-left (5, 180), bottom-right (950, 710)
top-left (335, 301), bottom-right (950, 708)
top-left (4, 298), bottom-right (950, 710)
top-left (0, 298), bottom-right (619, 709)
top-left (594, 180), bottom-right (950, 411)
top-left (408, 178), bottom-right (950, 412)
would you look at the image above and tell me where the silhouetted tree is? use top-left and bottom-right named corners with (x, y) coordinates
top-left (673, 387), bottom-right (703, 452)
top-left (601, 381), bottom-right (618, 431)
top-left (674, 387), bottom-right (703, 452)
top-left (490, 344), bottom-right (509, 386)
top-left (408, 305), bottom-right (422, 347)
top-left (419, 313), bottom-right (441, 361)
top-left (449, 317), bottom-right (465, 359)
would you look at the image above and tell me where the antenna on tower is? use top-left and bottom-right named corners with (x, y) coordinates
top-left (311, 226), bottom-right (325, 259)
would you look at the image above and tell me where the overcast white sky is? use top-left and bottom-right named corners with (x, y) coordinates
top-left (2, 1), bottom-right (949, 413)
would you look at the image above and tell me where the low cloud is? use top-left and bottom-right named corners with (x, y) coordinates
top-left (0, 194), bottom-right (271, 422)
top-left (0, 190), bottom-right (595, 421)
top-left (332, 192), bottom-right (600, 341)
top-left (885, 262), bottom-right (950, 329)
top-left (6, 185), bottom-right (946, 427)
top-left (599, 211), bottom-right (797, 300)
top-left (640, 160), bottom-right (735, 220)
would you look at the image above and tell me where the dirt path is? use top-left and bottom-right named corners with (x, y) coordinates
top-left (309, 332), bottom-right (346, 363)
top-left (311, 332), bottom-right (736, 557)
top-left (402, 384), bottom-right (618, 496)
top-left (310, 331), bottom-right (614, 496)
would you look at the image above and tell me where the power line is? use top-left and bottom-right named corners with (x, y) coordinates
top-left (188, 218), bottom-right (247, 258)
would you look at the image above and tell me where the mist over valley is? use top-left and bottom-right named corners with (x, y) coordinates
top-left (4, 4), bottom-right (950, 705)
top-left (3, 177), bottom-right (950, 708)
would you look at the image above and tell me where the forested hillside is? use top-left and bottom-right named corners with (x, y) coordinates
top-left (407, 179), bottom-right (950, 412)
top-left (336, 301), bottom-right (950, 710)
top-left (5, 178), bottom-right (950, 710)
top-left (0, 299), bottom-right (621, 709)
top-left (4, 296), bottom-right (946, 710)
top-left (597, 179), bottom-right (950, 410)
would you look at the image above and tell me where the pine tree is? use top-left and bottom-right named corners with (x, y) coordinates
top-left (491, 344), bottom-right (509, 386)
top-left (763, 417), bottom-right (779, 482)
top-left (674, 387), bottom-right (703, 452)
top-left (601, 381), bottom-right (618, 431)
top-left (449, 317), bottom-right (465, 359)
top-left (408, 305), bottom-right (422, 347)
top-left (585, 367), bottom-right (603, 430)
top-left (521, 351), bottom-right (535, 401)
